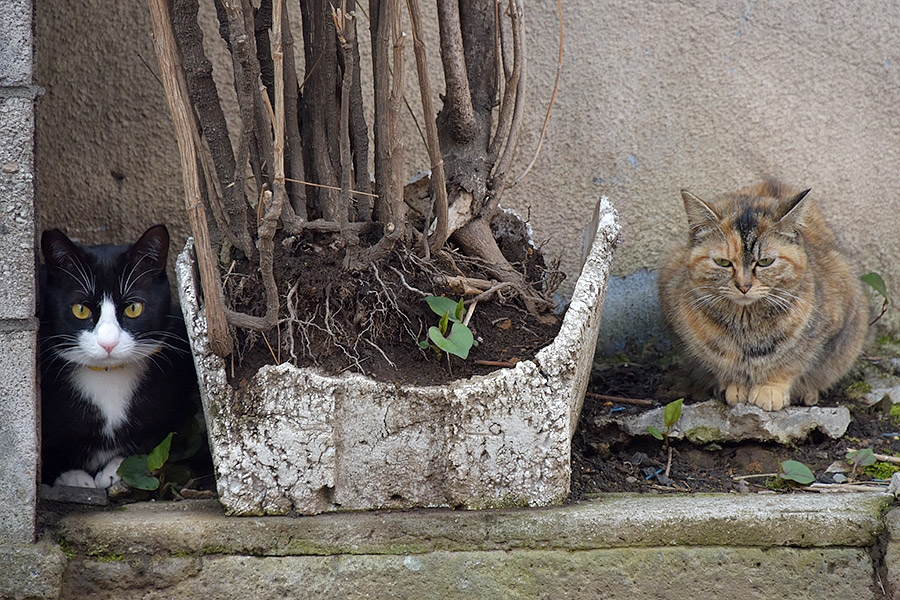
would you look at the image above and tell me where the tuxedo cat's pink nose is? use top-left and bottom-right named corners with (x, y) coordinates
top-left (99, 340), bottom-right (118, 354)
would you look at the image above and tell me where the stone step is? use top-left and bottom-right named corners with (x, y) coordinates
top-left (39, 493), bottom-right (892, 599)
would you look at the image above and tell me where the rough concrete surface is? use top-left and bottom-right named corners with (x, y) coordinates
top-left (0, 98), bottom-right (36, 322)
top-left (0, 0), bottom-right (32, 86)
top-left (611, 400), bottom-right (851, 445)
top-left (59, 547), bottom-right (876, 600)
top-left (0, 540), bottom-right (65, 600)
top-left (48, 494), bottom-right (891, 600)
top-left (176, 202), bottom-right (619, 515)
top-left (33, 1), bottom-right (900, 343)
top-left (55, 494), bottom-right (891, 557)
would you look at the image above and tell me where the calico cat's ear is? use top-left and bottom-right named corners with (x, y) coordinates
top-left (777, 189), bottom-right (812, 226)
top-left (681, 190), bottom-right (721, 238)
top-left (41, 229), bottom-right (86, 271)
top-left (127, 224), bottom-right (170, 274)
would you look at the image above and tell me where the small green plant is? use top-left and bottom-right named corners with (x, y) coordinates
top-left (846, 447), bottom-right (877, 481)
top-left (419, 296), bottom-right (478, 359)
top-left (646, 398), bottom-right (683, 449)
top-left (117, 422), bottom-right (203, 495)
top-left (861, 272), bottom-right (890, 325)
top-left (117, 433), bottom-right (175, 491)
top-left (778, 460), bottom-right (815, 485)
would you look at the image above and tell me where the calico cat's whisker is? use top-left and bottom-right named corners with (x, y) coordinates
top-left (659, 181), bottom-right (868, 412)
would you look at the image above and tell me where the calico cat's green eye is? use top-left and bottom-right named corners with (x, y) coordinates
top-left (713, 258), bottom-right (732, 268)
top-left (71, 304), bottom-right (91, 320)
top-left (756, 257), bottom-right (775, 267)
top-left (124, 302), bottom-right (143, 318)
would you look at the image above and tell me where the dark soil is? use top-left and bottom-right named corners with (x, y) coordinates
top-left (222, 219), bottom-right (563, 387)
top-left (570, 352), bottom-right (898, 500)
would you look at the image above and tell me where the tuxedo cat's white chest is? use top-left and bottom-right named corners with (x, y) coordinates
top-left (71, 362), bottom-right (148, 437)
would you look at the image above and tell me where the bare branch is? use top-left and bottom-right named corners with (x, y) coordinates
top-left (279, 3), bottom-right (308, 219)
top-left (148, 0), bottom-right (233, 356)
top-left (333, 4), bottom-right (355, 241)
top-left (406, 0), bottom-right (449, 252)
top-left (488, 0), bottom-right (525, 202)
top-left (437, 1), bottom-right (476, 143)
top-left (370, 0), bottom-right (392, 224)
top-left (511, 0), bottom-right (561, 187)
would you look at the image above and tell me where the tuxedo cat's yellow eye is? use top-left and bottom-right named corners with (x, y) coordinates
top-left (756, 257), bottom-right (775, 267)
top-left (713, 258), bottom-right (732, 267)
top-left (124, 302), bottom-right (143, 318)
top-left (71, 304), bottom-right (91, 320)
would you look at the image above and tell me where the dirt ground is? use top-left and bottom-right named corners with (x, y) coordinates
top-left (570, 350), bottom-right (899, 500)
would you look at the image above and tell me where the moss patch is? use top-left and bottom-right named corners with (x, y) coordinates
top-left (844, 381), bottom-right (873, 400)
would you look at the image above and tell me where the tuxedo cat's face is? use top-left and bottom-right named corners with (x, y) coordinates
top-left (40, 225), bottom-right (173, 369)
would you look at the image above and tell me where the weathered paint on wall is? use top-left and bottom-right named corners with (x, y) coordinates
top-left (34, 1), bottom-right (900, 347)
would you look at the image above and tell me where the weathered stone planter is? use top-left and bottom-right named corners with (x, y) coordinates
top-left (176, 199), bottom-right (620, 515)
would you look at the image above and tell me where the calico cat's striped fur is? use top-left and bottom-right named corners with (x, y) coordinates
top-left (658, 181), bottom-right (868, 411)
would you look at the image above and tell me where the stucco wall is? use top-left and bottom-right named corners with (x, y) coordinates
top-left (34, 1), bottom-right (900, 348)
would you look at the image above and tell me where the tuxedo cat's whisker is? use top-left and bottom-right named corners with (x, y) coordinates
top-left (40, 224), bottom-right (199, 489)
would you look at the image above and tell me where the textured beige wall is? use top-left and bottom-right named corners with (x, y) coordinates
top-left (35, 1), bottom-right (900, 336)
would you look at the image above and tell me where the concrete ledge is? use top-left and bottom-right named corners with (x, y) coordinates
top-left (0, 540), bottom-right (65, 600)
top-left (42, 494), bottom-right (895, 599)
top-left (61, 547), bottom-right (874, 600)
top-left (55, 493), bottom-right (891, 557)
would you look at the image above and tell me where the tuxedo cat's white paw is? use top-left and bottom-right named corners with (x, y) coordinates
top-left (94, 456), bottom-right (125, 488)
top-left (55, 469), bottom-right (97, 488)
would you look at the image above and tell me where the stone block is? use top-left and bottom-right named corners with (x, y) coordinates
top-left (59, 547), bottom-right (875, 600)
top-left (0, 97), bottom-right (35, 321)
top-left (0, 541), bottom-right (65, 600)
top-left (0, 330), bottom-right (37, 541)
top-left (0, 0), bottom-right (32, 87)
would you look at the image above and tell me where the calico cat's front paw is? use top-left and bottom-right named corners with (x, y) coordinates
top-left (724, 384), bottom-right (749, 405)
top-left (54, 469), bottom-right (97, 488)
top-left (748, 384), bottom-right (791, 411)
top-left (94, 456), bottom-right (125, 488)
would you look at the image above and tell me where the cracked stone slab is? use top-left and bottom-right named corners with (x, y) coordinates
top-left (611, 399), bottom-right (851, 445)
top-left (177, 199), bottom-right (620, 515)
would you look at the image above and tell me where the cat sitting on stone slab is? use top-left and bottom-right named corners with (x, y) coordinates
top-left (658, 181), bottom-right (868, 411)
top-left (39, 224), bottom-right (198, 488)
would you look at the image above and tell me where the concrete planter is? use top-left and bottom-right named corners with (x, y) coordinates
top-left (176, 200), bottom-right (619, 515)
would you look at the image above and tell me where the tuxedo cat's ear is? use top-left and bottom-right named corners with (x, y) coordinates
top-left (681, 190), bottom-right (721, 238)
top-left (128, 224), bottom-right (170, 274)
top-left (777, 189), bottom-right (812, 226)
top-left (41, 229), bottom-right (85, 271)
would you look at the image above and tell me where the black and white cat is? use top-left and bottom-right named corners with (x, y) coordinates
top-left (39, 224), bottom-right (198, 488)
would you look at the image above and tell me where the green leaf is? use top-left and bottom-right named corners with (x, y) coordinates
top-left (779, 460), bottom-right (815, 485)
top-left (664, 398), bottom-right (684, 429)
top-left (455, 298), bottom-right (465, 322)
top-left (425, 296), bottom-right (463, 322)
top-left (428, 322), bottom-right (475, 359)
top-left (646, 426), bottom-right (664, 440)
top-left (147, 432), bottom-right (174, 472)
top-left (861, 272), bottom-right (889, 300)
top-left (418, 339), bottom-right (431, 349)
top-left (847, 448), bottom-right (876, 467)
top-left (117, 455), bottom-right (160, 491)
top-left (439, 310), bottom-right (449, 335)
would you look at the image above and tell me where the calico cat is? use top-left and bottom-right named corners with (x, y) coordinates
top-left (658, 181), bottom-right (868, 411)
top-left (39, 224), bottom-right (198, 487)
